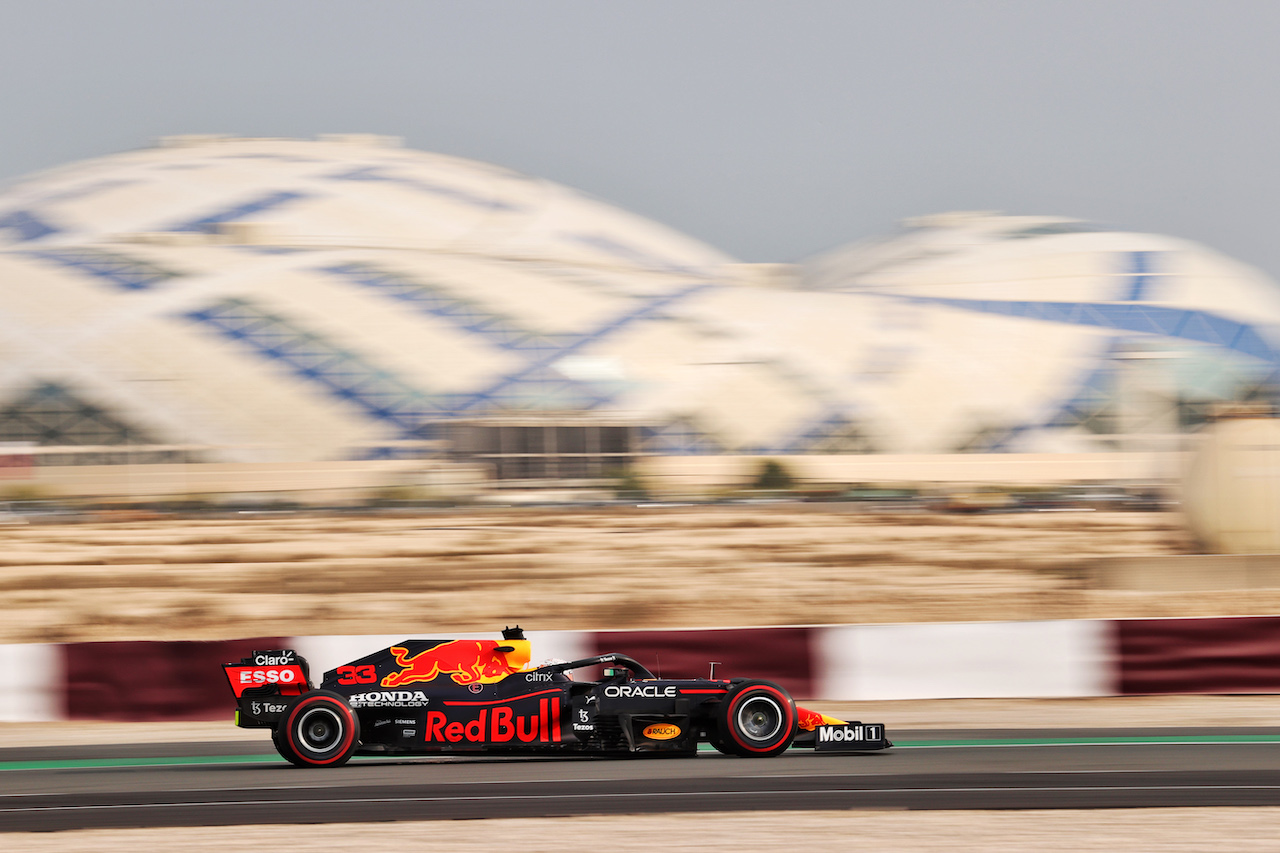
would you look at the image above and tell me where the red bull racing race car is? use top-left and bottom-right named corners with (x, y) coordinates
top-left (223, 627), bottom-right (892, 767)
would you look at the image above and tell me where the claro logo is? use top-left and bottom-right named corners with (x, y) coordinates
top-left (642, 723), bottom-right (681, 740)
top-left (603, 685), bottom-right (677, 698)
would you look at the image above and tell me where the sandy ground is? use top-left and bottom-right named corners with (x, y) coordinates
top-left (7, 696), bottom-right (1280, 851)
top-left (0, 506), bottom-right (1242, 645)
top-left (4, 506), bottom-right (1275, 849)
top-left (9, 810), bottom-right (1280, 853)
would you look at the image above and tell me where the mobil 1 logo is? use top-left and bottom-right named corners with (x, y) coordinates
top-left (814, 724), bottom-right (885, 751)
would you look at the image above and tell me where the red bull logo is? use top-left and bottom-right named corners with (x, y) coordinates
top-left (381, 640), bottom-right (529, 687)
top-left (425, 699), bottom-right (561, 744)
top-left (796, 706), bottom-right (845, 731)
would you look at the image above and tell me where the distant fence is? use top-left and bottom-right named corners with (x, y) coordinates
top-left (5, 616), bottom-right (1280, 722)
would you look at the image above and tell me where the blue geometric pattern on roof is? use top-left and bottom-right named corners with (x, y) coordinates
top-left (639, 419), bottom-right (723, 455)
top-left (781, 407), bottom-right (873, 454)
top-left (166, 190), bottom-right (310, 233)
top-left (323, 262), bottom-right (715, 415)
top-left (1122, 251), bottom-right (1157, 301)
top-left (322, 263), bottom-right (573, 355)
top-left (184, 274), bottom-right (717, 441)
top-left (447, 282), bottom-right (714, 415)
top-left (569, 232), bottom-right (706, 276)
top-left (885, 251), bottom-right (1280, 451)
top-left (184, 297), bottom-right (438, 432)
top-left (325, 166), bottom-right (522, 212)
top-left (902, 296), bottom-right (1280, 365)
top-left (0, 209), bottom-right (59, 242)
top-left (23, 248), bottom-right (180, 291)
top-left (38, 178), bottom-right (139, 205)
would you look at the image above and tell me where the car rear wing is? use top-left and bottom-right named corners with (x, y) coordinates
top-left (223, 649), bottom-right (313, 699)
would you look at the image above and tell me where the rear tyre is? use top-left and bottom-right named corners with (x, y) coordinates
top-left (271, 727), bottom-right (299, 765)
top-left (716, 680), bottom-right (796, 758)
top-left (275, 690), bottom-right (360, 767)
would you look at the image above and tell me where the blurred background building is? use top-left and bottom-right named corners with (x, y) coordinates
top-left (1, 137), bottom-right (1278, 509)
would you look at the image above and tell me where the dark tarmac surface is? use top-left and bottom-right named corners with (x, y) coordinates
top-left (5, 730), bottom-right (1280, 830)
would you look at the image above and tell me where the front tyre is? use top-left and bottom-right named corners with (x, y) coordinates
top-left (276, 690), bottom-right (360, 767)
top-left (716, 680), bottom-right (796, 757)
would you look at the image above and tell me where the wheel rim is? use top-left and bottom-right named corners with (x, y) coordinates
top-left (296, 706), bottom-right (344, 753)
top-left (736, 695), bottom-right (784, 743)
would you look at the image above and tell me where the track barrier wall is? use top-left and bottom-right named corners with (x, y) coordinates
top-left (2, 617), bottom-right (1280, 722)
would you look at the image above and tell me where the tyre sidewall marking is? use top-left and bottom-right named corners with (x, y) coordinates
top-left (287, 695), bottom-right (355, 765)
top-left (727, 684), bottom-right (794, 753)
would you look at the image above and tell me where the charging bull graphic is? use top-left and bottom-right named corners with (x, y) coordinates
top-left (381, 640), bottom-right (528, 687)
top-left (796, 707), bottom-right (846, 731)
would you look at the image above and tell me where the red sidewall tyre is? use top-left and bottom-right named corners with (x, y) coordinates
top-left (279, 691), bottom-right (359, 767)
top-left (271, 727), bottom-right (299, 765)
top-left (719, 681), bottom-right (796, 758)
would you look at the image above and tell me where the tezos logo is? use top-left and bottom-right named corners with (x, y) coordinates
top-left (249, 701), bottom-right (287, 716)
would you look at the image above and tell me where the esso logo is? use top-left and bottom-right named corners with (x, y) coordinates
top-left (238, 667), bottom-right (297, 685)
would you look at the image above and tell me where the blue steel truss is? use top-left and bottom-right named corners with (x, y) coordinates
top-left (1122, 251), bottom-right (1157, 301)
top-left (902, 251), bottom-right (1280, 451)
top-left (639, 419), bottom-right (724, 455)
top-left (569, 232), bottom-right (706, 276)
top-left (167, 190), bottom-right (310, 233)
top-left (0, 209), bottom-right (59, 242)
top-left (780, 408), bottom-right (868, 454)
top-left (183, 276), bottom-right (717, 448)
top-left (901, 297), bottom-right (1280, 366)
top-left (185, 298), bottom-right (439, 432)
top-left (24, 248), bottom-right (180, 290)
top-left (447, 282), bottom-right (714, 414)
top-left (325, 166), bottom-right (522, 212)
top-left (322, 262), bottom-right (715, 415)
top-left (322, 263), bottom-right (572, 355)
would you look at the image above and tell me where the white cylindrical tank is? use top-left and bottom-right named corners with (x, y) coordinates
top-left (1182, 417), bottom-right (1280, 553)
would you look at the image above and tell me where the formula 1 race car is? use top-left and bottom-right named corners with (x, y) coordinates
top-left (223, 627), bottom-right (892, 766)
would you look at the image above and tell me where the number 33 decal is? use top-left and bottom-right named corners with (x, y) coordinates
top-left (336, 664), bottom-right (376, 685)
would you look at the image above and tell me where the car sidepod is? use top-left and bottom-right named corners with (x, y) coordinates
top-left (592, 679), bottom-right (711, 754)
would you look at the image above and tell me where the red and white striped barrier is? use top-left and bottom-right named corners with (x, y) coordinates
top-left (5, 616), bottom-right (1280, 722)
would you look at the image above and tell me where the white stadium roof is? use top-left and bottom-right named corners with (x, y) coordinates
top-left (1, 139), bottom-right (1278, 466)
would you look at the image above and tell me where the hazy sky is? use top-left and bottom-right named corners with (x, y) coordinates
top-left (4, 2), bottom-right (1280, 273)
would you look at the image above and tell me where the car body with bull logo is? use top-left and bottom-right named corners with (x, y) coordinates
top-left (222, 627), bottom-right (892, 766)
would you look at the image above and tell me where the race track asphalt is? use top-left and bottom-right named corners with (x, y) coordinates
top-left (4, 729), bottom-right (1280, 831)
